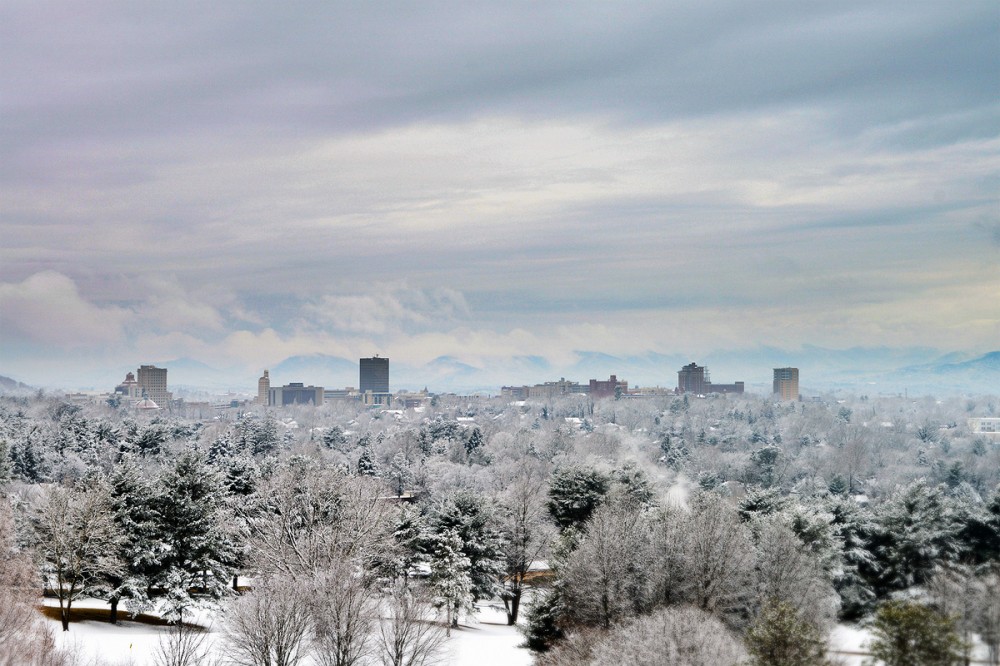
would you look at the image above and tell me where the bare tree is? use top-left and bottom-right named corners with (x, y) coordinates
top-left (752, 516), bottom-right (839, 628)
top-left (242, 464), bottom-right (394, 577)
top-left (968, 564), bottom-right (1000, 666)
top-left (927, 563), bottom-right (980, 665)
top-left (0, 499), bottom-right (69, 666)
top-left (223, 576), bottom-right (312, 666)
top-left (152, 623), bottom-right (219, 666)
top-left (309, 562), bottom-right (377, 666)
top-left (33, 483), bottom-right (124, 631)
top-left (650, 492), bottom-right (756, 623)
top-left (588, 606), bottom-right (746, 666)
top-left (376, 583), bottom-right (447, 666)
top-left (560, 495), bottom-right (654, 629)
top-left (495, 459), bottom-right (553, 625)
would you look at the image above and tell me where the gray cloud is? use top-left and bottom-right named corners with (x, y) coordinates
top-left (1, 1), bottom-right (998, 386)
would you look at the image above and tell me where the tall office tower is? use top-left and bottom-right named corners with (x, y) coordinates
top-left (360, 356), bottom-right (389, 394)
top-left (773, 367), bottom-right (800, 401)
top-left (257, 370), bottom-right (270, 405)
top-left (677, 362), bottom-right (708, 394)
top-left (136, 364), bottom-right (171, 406)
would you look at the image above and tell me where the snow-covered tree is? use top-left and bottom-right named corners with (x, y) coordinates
top-left (652, 492), bottom-right (756, 622)
top-left (153, 451), bottom-right (236, 620)
top-left (561, 495), bottom-right (654, 629)
top-left (868, 480), bottom-right (961, 594)
top-left (427, 527), bottom-right (472, 632)
top-left (223, 575), bottom-right (312, 666)
top-left (33, 482), bottom-right (124, 631)
top-left (495, 460), bottom-right (554, 625)
top-left (547, 465), bottom-right (610, 531)
top-left (750, 515), bottom-right (839, 628)
top-left (1, 497), bottom-right (67, 664)
top-left (588, 606), bottom-right (745, 666)
top-left (243, 461), bottom-right (394, 576)
top-left (105, 455), bottom-right (162, 622)
top-left (426, 491), bottom-right (504, 604)
top-left (308, 562), bottom-right (377, 666)
top-left (745, 599), bottom-right (830, 666)
top-left (376, 583), bottom-right (446, 666)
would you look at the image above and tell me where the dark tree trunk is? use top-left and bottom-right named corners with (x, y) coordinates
top-left (232, 574), bottom-right (239, 591)
top-left (109, 596), bottom-right (119, 624)
top-left (60, 601), bottom-right (70, 632)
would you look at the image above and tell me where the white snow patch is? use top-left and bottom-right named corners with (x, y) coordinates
top-left (42, 597), bottom-right (532, 666)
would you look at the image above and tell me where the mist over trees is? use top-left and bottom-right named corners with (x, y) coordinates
top-left (0, 388), bottom-right (998, 663)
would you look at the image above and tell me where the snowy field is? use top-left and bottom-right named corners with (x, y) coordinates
top-left (45, 598), bottom-right (532, 666)
top-left (45, 598), bottom-right (995, 666)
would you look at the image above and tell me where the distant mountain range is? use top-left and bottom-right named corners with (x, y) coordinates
top-left (0, 374), bottom-right (33, 395)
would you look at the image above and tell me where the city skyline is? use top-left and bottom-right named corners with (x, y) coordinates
top-left (1, 3), bottom-right (998, 389)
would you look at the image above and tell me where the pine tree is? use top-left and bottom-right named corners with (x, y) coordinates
top-left (869, 480), bottom-right (960, 594)
top-left (106, 456), bottom-right (162, 622)
top-left (153, 451), bottom-right (235, 620)
top-left (866, 600), bottom-right (965, 666)
top-left (746, 599), bottom-right (829, 666)
top-left (386, 451), bottom-right (413, 497)
top-left (428, 527), bottom-right (472, 634)
top-left (357, 444), bottom-right (378, 477)
top-left (427, 491), bottom-right (505, 604)
top-left (464, 427), bottom-right (484, 457)
top-left (547, 466), bottom-right (610, 531)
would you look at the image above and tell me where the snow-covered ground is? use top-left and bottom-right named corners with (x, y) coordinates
top-left (45, 598), bottom-right (532, 666)
top-left (46, 600), bottom-right (994, 666)
top-left (828, 622), bottom-right (994, 666)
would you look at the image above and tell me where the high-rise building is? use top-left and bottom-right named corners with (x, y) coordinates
top-left (257, 370), bottom-right (270, 405)
top-left (360, 356), bottom-right (389, 394)
top-left (677, 362), bottom-right (743, 395)
top-left (136, 364), bottom-right (171, 407)
top-left (773, 367), bottom-right (800, 401)
top-left (677, 363), bottom-right (708, 394)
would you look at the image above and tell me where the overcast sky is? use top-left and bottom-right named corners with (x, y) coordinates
top-left (1, 1), bottom-right (998, 388)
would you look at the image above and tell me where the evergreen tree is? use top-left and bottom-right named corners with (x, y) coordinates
top-left (521, 588), bottom-right (564, 653)
top-left (322, 425), bottom-right (349, 452)
top-left (823, 494), bottom-right (877, 619)
top-left (547, 465), bottom-right (610, 531)
top-left (868, 480), bottom-right (960, 595)
top-left (865, 600), bottom-right (965, 666)
top-left (357, 444), bottom-right (378, 477)
top-left (105, 456), bottom-right (162, 623)
top-left (153, 451), bottom-right (235, 620)
top-left (658, 433), bottom-right (688, 470)
top-left (746, 599), bottom-right (829, 666)
top-left (427, 491), bottom-right (505, 604)
top-left (428, 527), bottom-right (472, 633)
top-left (465, 427), bottom-right (484, 457)
top-left (386, 451), bottom-right (413, 496)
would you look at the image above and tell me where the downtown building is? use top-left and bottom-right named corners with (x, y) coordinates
top-left (676, 362), bottom-right (743, 395)
top-left (773, 367), bottom-right (800, 401)
top-left (360, 356), bottom-right (391, 405)
top-left (136, 365), bottom-right (172, 407)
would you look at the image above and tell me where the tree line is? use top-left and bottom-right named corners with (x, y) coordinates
top-left (0, 389), bottom-right (998, 665)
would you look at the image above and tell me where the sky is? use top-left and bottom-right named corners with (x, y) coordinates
top-left (1, 2), bottom-right (998, 390)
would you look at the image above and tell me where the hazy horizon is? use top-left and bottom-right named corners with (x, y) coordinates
top-left (2, 3), bottom-right (998, 389)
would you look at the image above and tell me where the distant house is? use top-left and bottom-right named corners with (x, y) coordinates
top-left (969, 417), bottom-right (1000, 439)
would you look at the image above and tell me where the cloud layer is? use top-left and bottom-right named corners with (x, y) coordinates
top-left (1, 2), bottom-right (997, 388)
